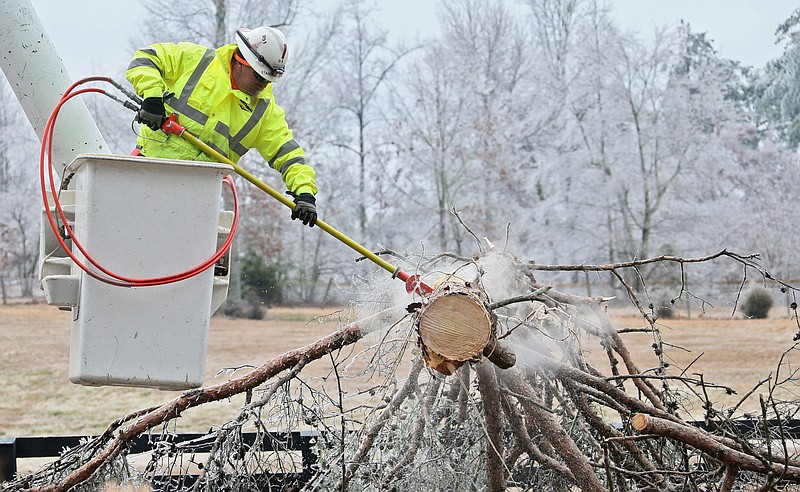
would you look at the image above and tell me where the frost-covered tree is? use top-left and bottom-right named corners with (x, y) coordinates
top-left (0, 78), bottom-right (40, 300)
top-left (390, 0), bottom-right (543, 253)
top-left (389, 44), bottom-right (473, 253)
top-left (529, 4), bottom-right (747, 278)
top-left (754, 7), bottom-right (800, 150)
top-left (321, 0), bottom-right (415, 243)
top-left (134, 0), bottom-right (298, 48)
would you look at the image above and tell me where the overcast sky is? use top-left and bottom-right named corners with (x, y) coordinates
top-left (27, 0), bottom-right (799, 79)
top-left (612, 0), bottom-right (797, 67)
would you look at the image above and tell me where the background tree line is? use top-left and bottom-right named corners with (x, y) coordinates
top-left (2, 0), bottom-right (800, 307)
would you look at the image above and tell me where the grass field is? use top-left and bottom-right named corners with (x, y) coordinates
top-left (584, 309), bottom-right (800, 416)
top-left (2, 300), bottom-right (799, 441)
top-left (0, 302), bottom-right (362, 437)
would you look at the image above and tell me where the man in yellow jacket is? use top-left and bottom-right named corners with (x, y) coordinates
top-left (126, 26), bottom-right (318, 227)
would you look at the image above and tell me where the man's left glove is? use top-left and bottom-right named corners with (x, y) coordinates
top-left (136, 97), bottom-right (167, 131)
top-left (291, 193), bottom-right (317, 227)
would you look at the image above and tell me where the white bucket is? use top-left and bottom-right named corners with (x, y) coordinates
top-left (64, 154), bottom-right (231, 390)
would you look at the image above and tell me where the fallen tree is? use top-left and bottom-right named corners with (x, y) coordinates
top-left (6, 244), bottom-right (800, 491)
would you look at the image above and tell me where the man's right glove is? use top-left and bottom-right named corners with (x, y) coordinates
top-left (290, 193), bottom-right (317, 227)
top-left (136, 97), bottom-right (166, 131)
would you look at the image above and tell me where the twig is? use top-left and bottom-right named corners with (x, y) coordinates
top-left (380, 375), bottom-right (442, 488)
top-left (450, 206), bottom-right (483, 253)
top-left (528, 250), bottom-right (753, 273)
top-left (336, 358), bottom-right (425, 491)
top-left (488, 285), bottom-right (552, 310)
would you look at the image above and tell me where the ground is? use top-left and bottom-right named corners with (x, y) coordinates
top-left (0, 302), bottom-right (360, 437)
top-left (1, 301), bottom-right (798, 439)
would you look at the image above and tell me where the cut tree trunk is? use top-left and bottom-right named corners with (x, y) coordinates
top-left (413, 280), bottom-right (515, 375)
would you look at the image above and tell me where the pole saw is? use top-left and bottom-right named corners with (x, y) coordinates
top-left (90, 78), bottom-right (432, 295)
top-left (157, 113), bottom-right (433, 296)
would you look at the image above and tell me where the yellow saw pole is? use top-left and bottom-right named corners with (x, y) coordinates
top-left (168, 121), bottom-right (431, 294)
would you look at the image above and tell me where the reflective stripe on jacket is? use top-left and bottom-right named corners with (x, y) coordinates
top-left (126, 42), bottom-right (316, 196)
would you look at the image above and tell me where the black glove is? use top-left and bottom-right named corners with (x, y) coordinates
top-left (290, 193), bottom-right (317, 227)
top-left (136, 97), bottom-right (166, 131)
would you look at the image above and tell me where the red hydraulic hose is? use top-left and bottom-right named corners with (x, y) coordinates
top-left (40, 77), bottom-right (238, 287)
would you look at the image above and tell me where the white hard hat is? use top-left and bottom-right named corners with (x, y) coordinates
top-left (235, 27), bottom-right (288, 82)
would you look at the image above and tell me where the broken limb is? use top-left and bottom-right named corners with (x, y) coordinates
top-left (632, 414), bottom-right (800, 480)
top-left (476, 361), bottom-right (506, 491)
top-left (500, 367), bottom-right (607, 492)
top-left (336, 358), bottom-right (424, 491)
top-left (11, 247), bottom-right (800, 491)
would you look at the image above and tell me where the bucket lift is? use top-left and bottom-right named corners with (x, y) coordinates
top-left (40, 154), bottom-right (234, 390)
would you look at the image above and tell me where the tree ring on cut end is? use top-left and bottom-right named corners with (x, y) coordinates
top-left (416, 292), bottom-right (492, 374)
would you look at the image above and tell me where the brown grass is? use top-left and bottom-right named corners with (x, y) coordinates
top-left (0, 303), bottom-right (375, 437)
top-left (1, 302), bottom-right (798, 440)
top-left (585, 309), bottom-right (800, 416)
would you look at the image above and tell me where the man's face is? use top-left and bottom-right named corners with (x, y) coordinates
top-left (233, 60), bottom-right (269, 96)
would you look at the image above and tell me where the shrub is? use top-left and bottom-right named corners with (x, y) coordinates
top-left (741, 288), bottom-right (773, 319)
top-left (240, 250), bottom-right (284, 305)
top-left (218, 295), bottom-right (265, 320)
top-left (655, 303), bottom-right (675, 319)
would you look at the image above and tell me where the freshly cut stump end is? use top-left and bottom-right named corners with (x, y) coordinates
top-left (416, 291), bottom-right (492, 375)
top-left (632, 413), bottom-right (649, 431)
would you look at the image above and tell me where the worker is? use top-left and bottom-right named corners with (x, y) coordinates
top-left (126, 26), bottom-right (318, 227)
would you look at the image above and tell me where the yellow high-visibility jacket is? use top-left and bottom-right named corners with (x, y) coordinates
top-left (126, 42), bottom-right (317, 196)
